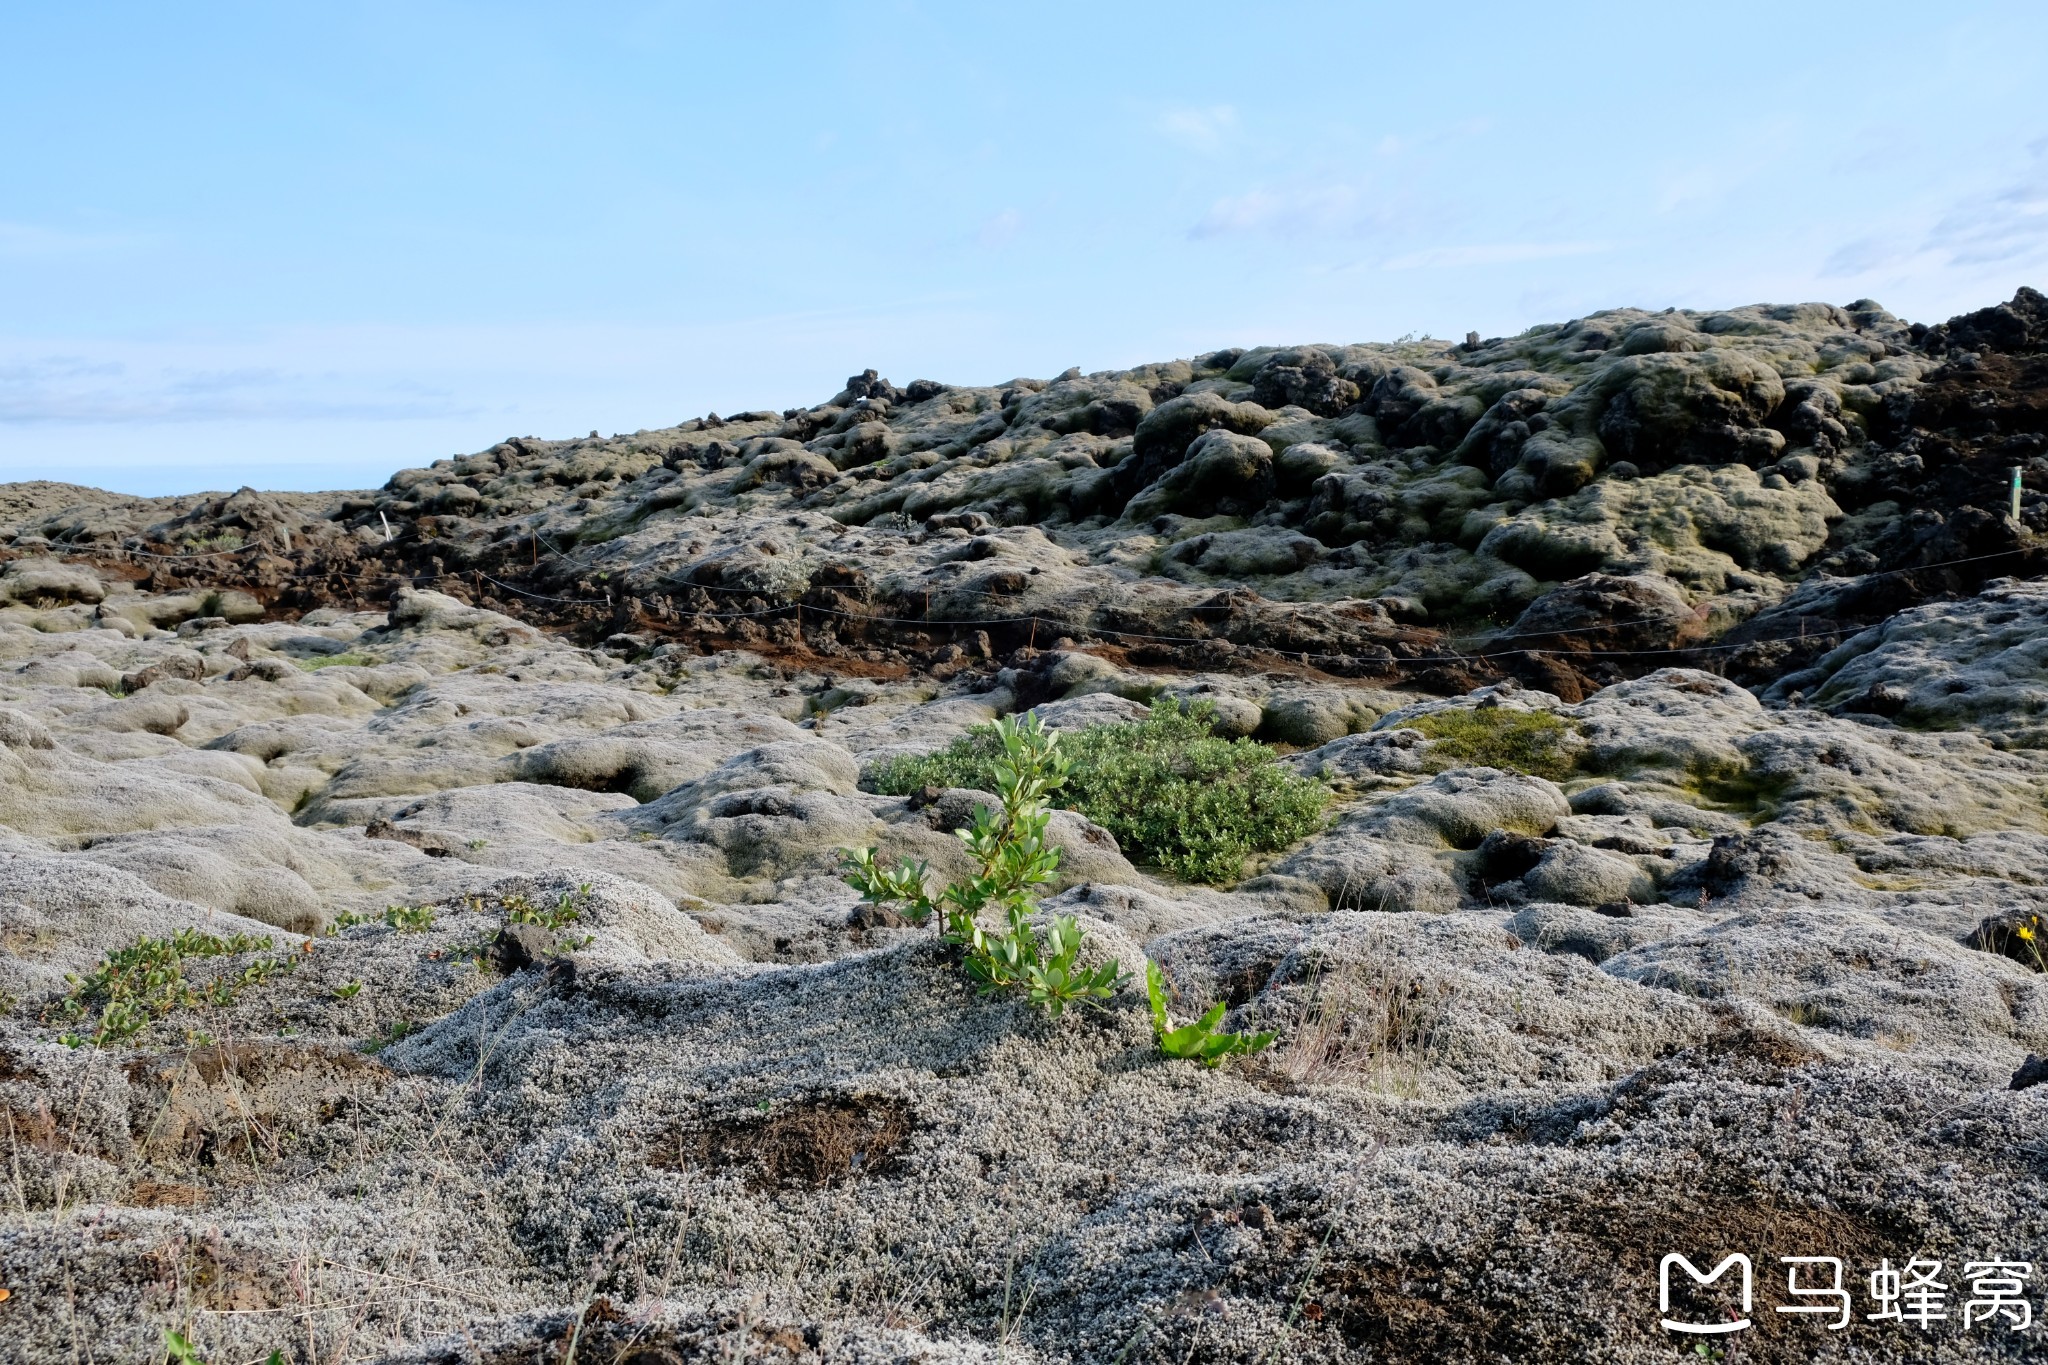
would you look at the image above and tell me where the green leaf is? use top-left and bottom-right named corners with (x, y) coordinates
top-left (1147, 959), bottom-right (1276, 1067)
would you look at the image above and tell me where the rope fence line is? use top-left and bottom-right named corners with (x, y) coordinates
top-left (108, 542), bottom-right (266, 563)
top-left (7, 533), bottom-right (2032, 673)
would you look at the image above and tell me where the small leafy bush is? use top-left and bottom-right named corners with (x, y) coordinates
top-left (503, 885), bottom-right (589, 932)
top-left (843, 714), bottom-right (1125, 1016)
top-left (384, 905), bottom-right (436, 933)
top-left (58, 928), bottom-right (293, 1047)
top-left (1146, 961), bottom-right (1273, 1067)
top-left (867, 700), bottom-right (1328, 883)
top-left (499, 884), bottom-right (597, 950)
top-left (1402, 705), bottom-right (1580, 782)
top-left (328, 904), bottom-right (436, 935)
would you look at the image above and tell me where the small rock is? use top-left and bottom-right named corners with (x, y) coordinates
top-left (121, 654), bottom-right (206, 692)
top-left (490, 922), bottom-right (560, 974)
top-left (846, 902), bottom-right (914, 931)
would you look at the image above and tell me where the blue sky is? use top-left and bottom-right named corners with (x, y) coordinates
top-left (5, 2), bottom-right (2048, 495)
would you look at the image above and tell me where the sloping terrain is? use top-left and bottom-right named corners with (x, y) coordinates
top-left (1, 292), bottom-right (2046, 1363)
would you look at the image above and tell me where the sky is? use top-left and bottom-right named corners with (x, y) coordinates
top-left (4, 2), bottom-right (2048, 496)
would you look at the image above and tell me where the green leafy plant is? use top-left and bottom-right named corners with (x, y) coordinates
top-left (867, 700), bottom-right (1327, 883)
top-left (332, 980), bottom-right (363, 1001)
top-left (843, 714), bottom-right (1125, 1015)
top-left (57, 929), bottom-right (290, 1047)
top-left (382, 904), bottom-right (436, 933)
top-left (1401, 705), bottom-right (1581, 782)
top-left (164, 1327), bottom-right (281, 1364)
top-left (1145, 961), bottom-right (1274, 1067)
top-left (501, 885), bottom-right (596, 950)
top-left (329, 902), bottom-right (445, 935)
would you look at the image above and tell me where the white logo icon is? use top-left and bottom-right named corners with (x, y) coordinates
top-left (1660, 1254), bottom-right (1754, 1335)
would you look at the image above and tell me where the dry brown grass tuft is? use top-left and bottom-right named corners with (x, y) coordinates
top-left (1259, 958), bottom-right (1451, 1095)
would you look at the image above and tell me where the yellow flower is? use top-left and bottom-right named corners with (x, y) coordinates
top-left (2019, 925), bottom-right (2037, 942)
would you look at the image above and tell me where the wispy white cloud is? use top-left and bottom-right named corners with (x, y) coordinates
top-left (1190, 181), bottom-right (1412, 240)
top-left (1823, 144), bottom-right (2048, 279)
top-left (0, 352), bottom-right (470, 424)
top-left (1652, 167), bottom-right (1731, 215)
top-left (1153, 104), bottom-right (1238, 153)
top-left (1820, 236), bottom-right (1916, 279)
top-left (976, 207), bottom-right (1023, 249)
top-left (1381, 241), bottom-right (1611, 271)
top-left (1925, 175), bottom-right (2048, 267)
top-left (0, 221), bottom-right (146, 258)
top-left (1372, 116), bottom-right (1493, 162)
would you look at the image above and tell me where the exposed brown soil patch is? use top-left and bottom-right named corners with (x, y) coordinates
top-left (126, 1177), bottom-right (210, 1207)
top-left (656, 1094), bottom-right (916, 1191)
top-left (124, 1042), bottom-right (388, 1166)
top-left (1294, 1196), bottom-right (1901, 1365)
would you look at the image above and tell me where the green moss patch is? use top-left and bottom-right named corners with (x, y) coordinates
top-left (1403, 706), bottom-right (1582, 782)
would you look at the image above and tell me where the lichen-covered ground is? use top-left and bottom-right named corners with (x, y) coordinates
top-left (2, 291), bottom-right (2046, 1363)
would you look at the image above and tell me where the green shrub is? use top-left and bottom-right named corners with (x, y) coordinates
top-left (329, 904), bottom-right (436, 934)
top-left (1401, 706), bottom-right (1580, 782)
top-left (842, 713), bottom-right (1125, 1016)
top-left (58, 928), bottom-right (294, 1047)
top-left (866, 700), bottom-right (1328, 883)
